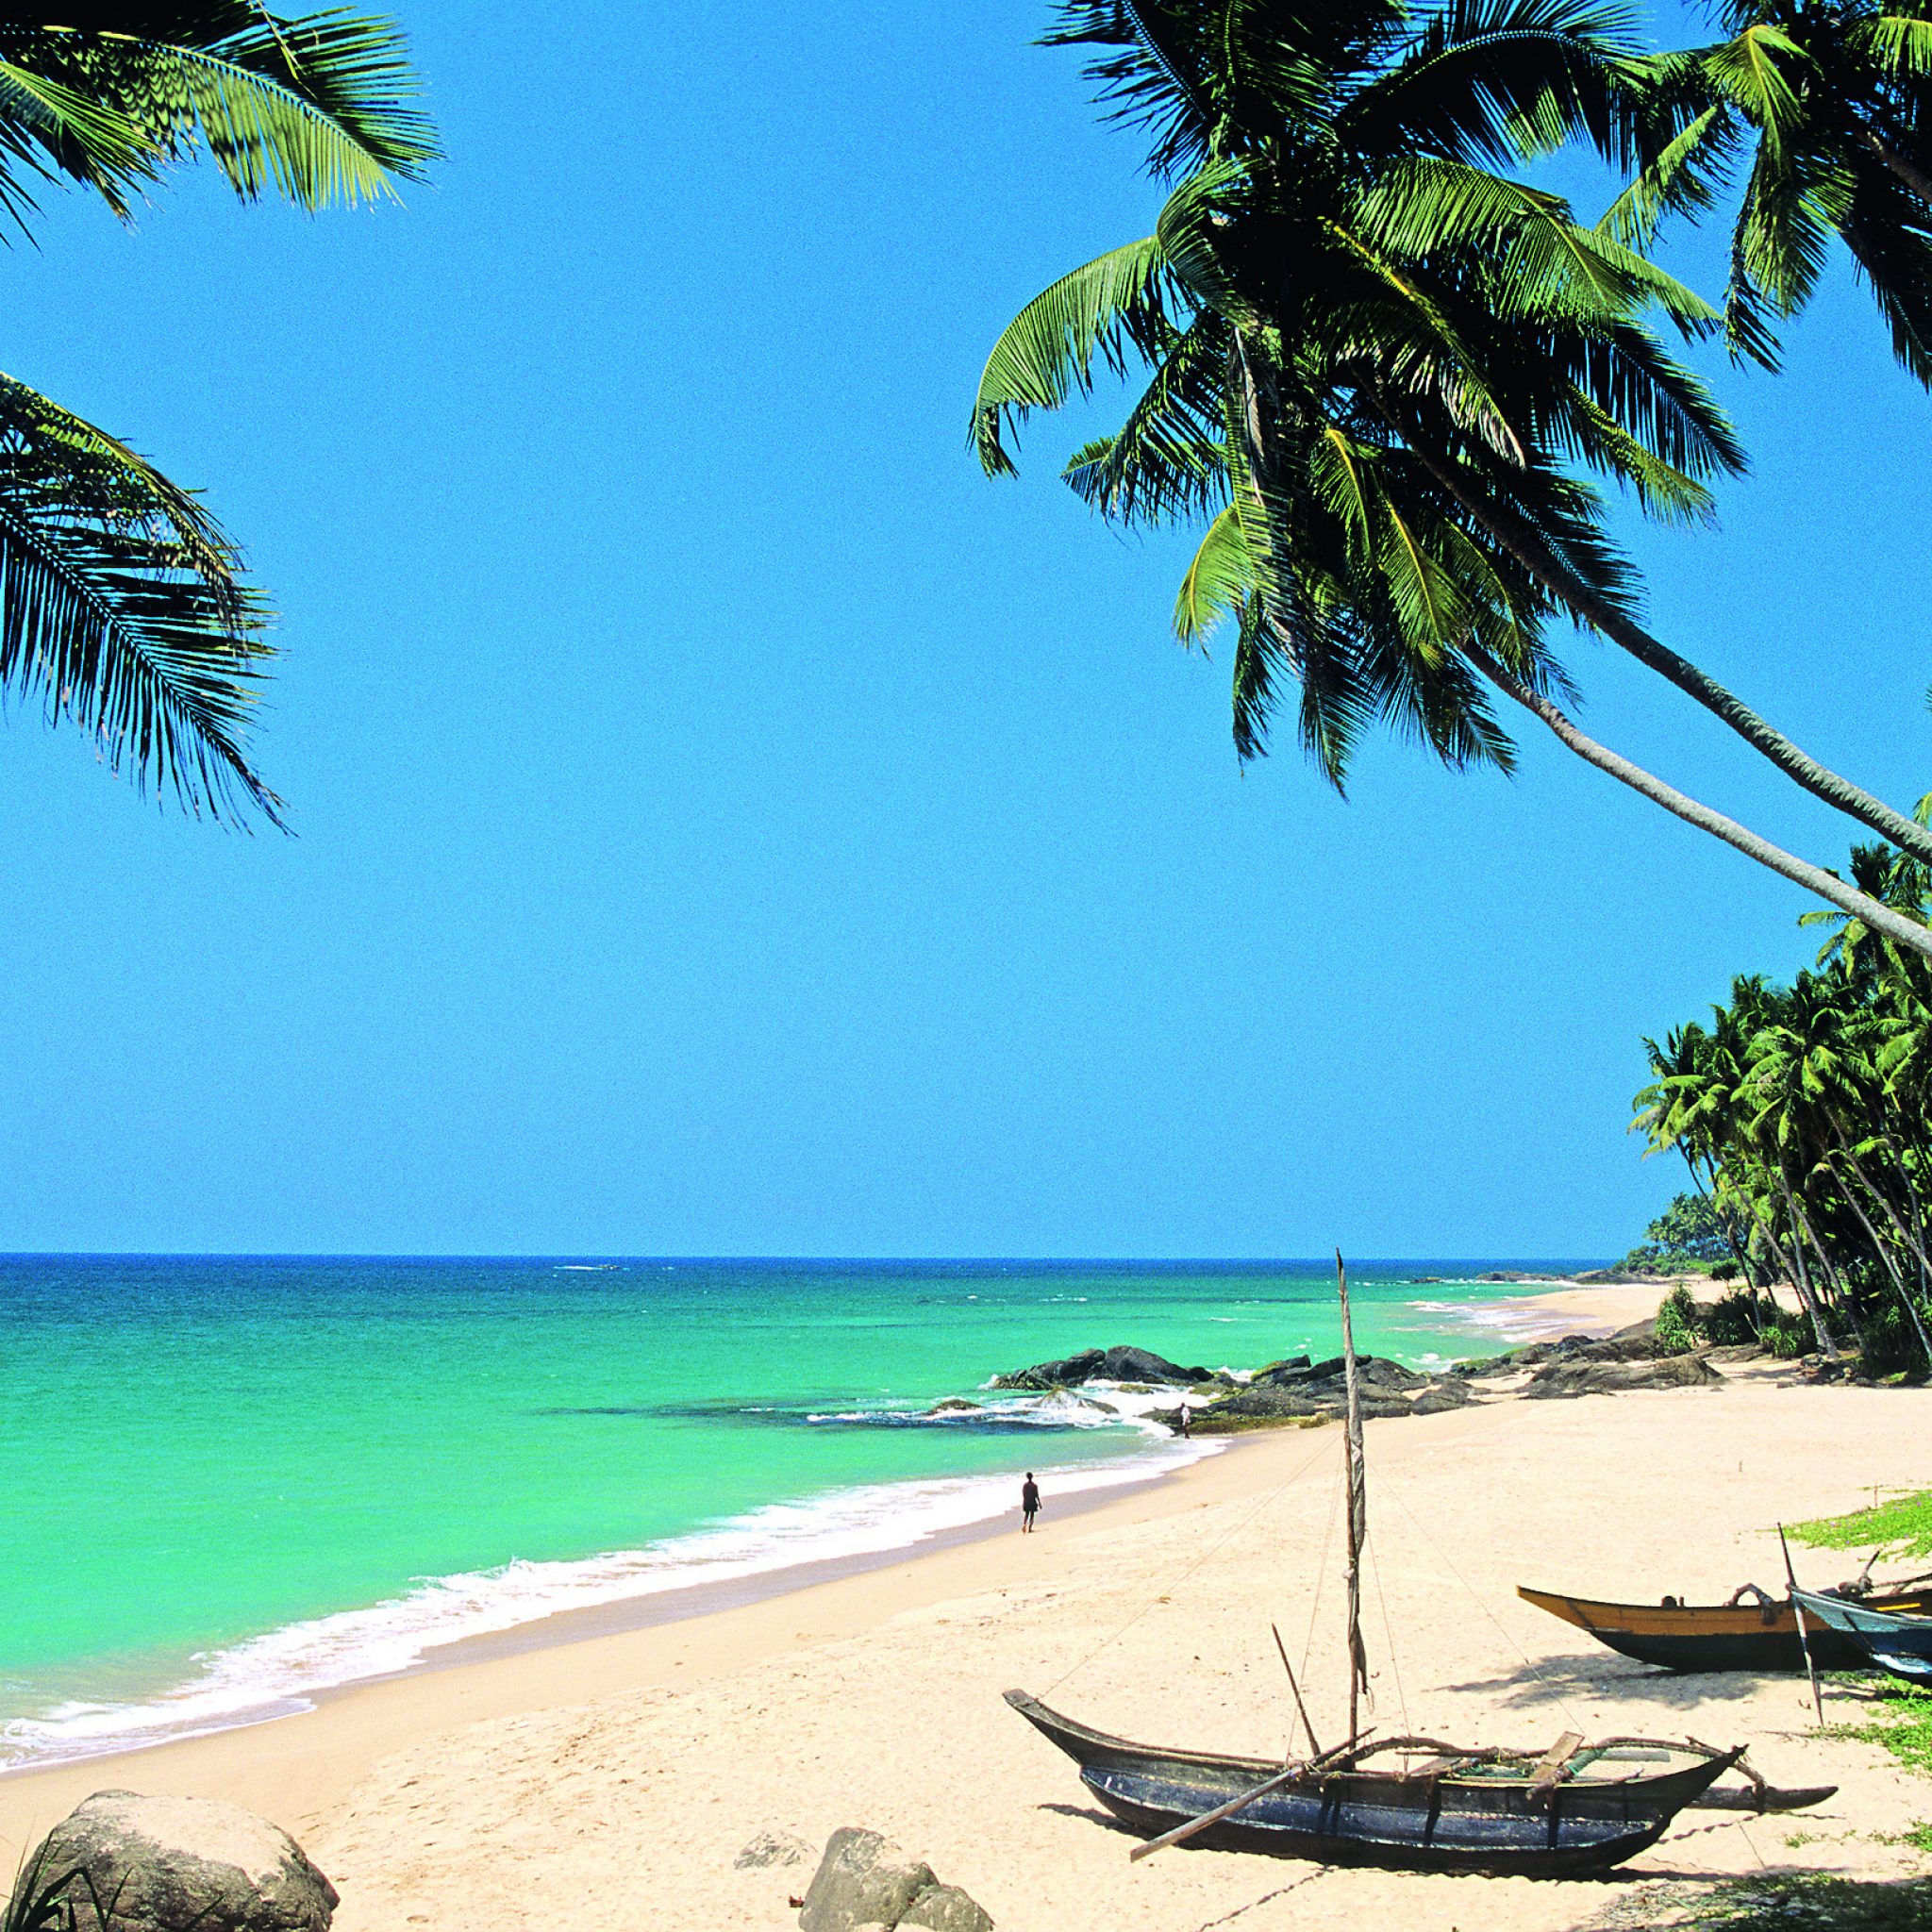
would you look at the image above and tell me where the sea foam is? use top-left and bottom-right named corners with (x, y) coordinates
top-left (0, 1431), bottom-right (1221, 1771)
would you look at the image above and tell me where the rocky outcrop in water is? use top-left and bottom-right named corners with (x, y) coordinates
top-left (14, 1791), bottom-right (337, 1932)
top-left (798, 1828), bottom-right (992, 1932)
top-left (991, 1344), bottom-right (1211, 1391)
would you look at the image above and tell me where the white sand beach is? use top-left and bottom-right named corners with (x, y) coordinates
top-left (3, 1348), bottom-right (1928, 1932)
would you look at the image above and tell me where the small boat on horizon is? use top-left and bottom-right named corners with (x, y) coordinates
top-left (1519, 1582), bottom-right (1932, 1674)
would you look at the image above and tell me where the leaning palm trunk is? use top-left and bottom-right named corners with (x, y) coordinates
top-left (1771, 1169), bottom-right (1841, 1357)
top-left (1405, 441), bottom-right (1932, 872)
top-left (1827, 1153), bottom-right (1932, 1365)
top-left (1461, 645), bottom-right (1932, 964)
top-left (1860, 126), bottom-right (1932, 207)
top-left (1832, 1120), bottom-right (1932, 1284)
top-left (1789, 1188), bottom-right (1868, 1348)
top-left (1684, 1155), bottom-right (1757, 1296)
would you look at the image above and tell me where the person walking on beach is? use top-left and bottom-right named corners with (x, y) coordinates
top-left (1021, 1472), bottom-right (1040, 1533)
top-left (1178, 1403), bottom-right (1191, 1438)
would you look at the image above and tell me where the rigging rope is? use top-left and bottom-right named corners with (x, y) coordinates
top-left (1380, 1477), bottom-right (1589, 1735)
top-left (1368, 1531), bottom-right (1410, 1735)
top-left (1299, 1443), bottom-right (1345, 1680)
top-left (1042, 1432), bottom-right (1341, 1698)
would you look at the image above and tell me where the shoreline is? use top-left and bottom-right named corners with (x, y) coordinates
top-left (0, 1272), bottom-right (1664, 1794)
top-left (1, 1370), bottom-right (1924, 1932)
top-left (0, 1428), bottom-right (1277, 1857)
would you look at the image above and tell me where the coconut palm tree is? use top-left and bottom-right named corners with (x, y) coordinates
top-left (0, 8), bottom-right (437, 826)
top-left (1618, 0), bottom-right (1932, 379)
top-left (975, 0), bottom-right (1932, 957)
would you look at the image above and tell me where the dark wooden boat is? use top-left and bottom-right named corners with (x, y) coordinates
top-left (1518, 1584), bottom-right (1932, 1674)
top-left (1006, 1255), bottom-right (1797, 1876)
top-left (1006, 1690), bottom-right (1748, 1876)
top-left (1791, 1588), bottom-right (1932, 1687)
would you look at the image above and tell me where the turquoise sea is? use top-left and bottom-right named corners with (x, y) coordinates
top-left (0, 1256), bottom-right (1595, 1768)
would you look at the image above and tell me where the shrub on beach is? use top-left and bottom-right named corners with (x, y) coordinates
top-left (1656, 1284), bottom-right (1702, 1355)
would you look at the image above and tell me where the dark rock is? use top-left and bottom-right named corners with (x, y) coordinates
top-left (924, 1398), bottom-right (981, 1416)
top-left (991, 1344), bottom-right (1209, 1390)
top-left (799, 1829), bottom-right (936, 1932)
top-left (1410, 1380), bottom-right (1474, 1414)
top-left (736, 1829), bottom-right (812, 1869)
top-left (1448, 1352), bottom-right (1518, 1380)
top-left (1521, 1353), bottom-right (1723, 1401)
top-left (1251, 1356), bottom-right (1312, 1385)
top-left (899, 1882), bottom-right (995, 1932)
top-left (17, 1791), bottom-right (337, 1932)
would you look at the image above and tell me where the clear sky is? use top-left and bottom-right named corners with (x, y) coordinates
top-left (0, 1), bottom-right (1925, 1257)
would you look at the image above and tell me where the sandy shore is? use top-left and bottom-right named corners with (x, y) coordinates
top-left (4, 1355), bottom-right (1929, 1931)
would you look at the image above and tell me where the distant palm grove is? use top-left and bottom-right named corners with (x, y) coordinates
top-left (975, 0), bottom-right (1932, 956)
top-left (1635, 821), bottom-right (1932, 1375)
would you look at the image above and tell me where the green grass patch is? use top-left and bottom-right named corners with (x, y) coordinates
top-left (1841, 1688), bottom-right (1932, 1780)
top-left (1790, 1489), bottom-right (1932, 1560)
top-left (1686, 1876), bottom-right (1932, 1929)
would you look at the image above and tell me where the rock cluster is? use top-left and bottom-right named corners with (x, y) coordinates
top-left (1154, 1354), bottom-right (1474, 1433)
top-left (797, 1828), bottom-right (992, 1932)
top-left (991, 1344), bottom-right (1213, 1391)
top-left (11, 1791), bottom-right (337, 1932)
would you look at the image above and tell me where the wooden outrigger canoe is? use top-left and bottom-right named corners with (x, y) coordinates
top-left (1006, 1690), bottom-right (1753, 1877)
top-left (1791, 1588), bottom-right (1932, 1687)
top-left (1519, 1584), bottom-right (1932, 1674)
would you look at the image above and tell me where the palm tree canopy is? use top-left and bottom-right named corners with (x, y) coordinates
top-left (974, 0), bottom-right (1741, 788)
top-left (1612, 0), bottom-right (1932, 378)
top-left (0, 7), bottom-right (438, 826)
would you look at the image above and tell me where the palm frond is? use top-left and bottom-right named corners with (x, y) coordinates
top-left (0, 373), bottom-right (280, 825)
top-left (970, 236), bottom-right (1177, 475)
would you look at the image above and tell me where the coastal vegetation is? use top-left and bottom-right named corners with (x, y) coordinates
top-left (973, 1), bottom-right (1932, 955)
top-left (1632, 834), bottom-right (1932, 1374)
top-left (0, 8), bottom-right (436, 824)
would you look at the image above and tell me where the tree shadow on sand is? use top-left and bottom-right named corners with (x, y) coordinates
top-left (1577, 1874), bottom-right (1932, 1930)
top-left (1439, 1653), bottom-right (1879, 1714)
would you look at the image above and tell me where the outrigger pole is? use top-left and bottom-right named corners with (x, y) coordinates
top-left (1337, 1250), bottom-right (1370, 1742)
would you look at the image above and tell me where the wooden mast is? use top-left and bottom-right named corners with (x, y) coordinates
top-left (1337, 1249), bottom-right (1369, 1740)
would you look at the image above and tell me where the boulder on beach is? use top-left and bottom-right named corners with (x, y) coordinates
top-left (736, 1829), bottom-right (813, 1869)
top-left (899, 1883), bottom-right (995, 1932)
top-left (1521, 1352), bottom-right (1722, 1400)
top-left (797, 1828), bottom-right (993, 1932)
top-left (991, 1344), bottom-right (1210, 1391)
top-left (15, 1791), bottom-right (338, 1932)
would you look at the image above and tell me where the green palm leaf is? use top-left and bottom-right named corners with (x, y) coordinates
top-left (971, 237), bottom-right (1176, 476)
top-left (0, 374), bottom-right (279, 826)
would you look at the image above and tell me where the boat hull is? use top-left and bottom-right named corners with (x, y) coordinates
top-left (1519, 1585), bottom-right (1932, 1674)
top-left (1791, 1589), bottom-right (1932, 1682)
top-left (1007, 1690), bottom-right (1740, 1877)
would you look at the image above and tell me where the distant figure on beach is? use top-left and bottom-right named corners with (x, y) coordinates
top-left (1021, 1472), bottom-right (1040, 1533)
top-left (1178, 1404), bottom-right (1191, 1438)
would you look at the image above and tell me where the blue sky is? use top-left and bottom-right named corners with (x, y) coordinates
top-left (0, 1), bottom-right (1925, 1257)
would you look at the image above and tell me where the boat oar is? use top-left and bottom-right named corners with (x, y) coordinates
top-left (1127, 1730), bottom-right (1374, 1864)
top-left (1779, 1524), bottom-right (1824, 1727)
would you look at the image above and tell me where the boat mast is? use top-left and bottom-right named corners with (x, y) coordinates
top-left (1337, 1249), bottom-right (1370, 1741)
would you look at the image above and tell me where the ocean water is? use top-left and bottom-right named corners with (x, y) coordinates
top-left (0, 1255), bottom-right (1589, 1768)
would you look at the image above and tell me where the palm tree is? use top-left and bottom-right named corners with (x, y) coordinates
top-left (0, 8), bottom-right (437, 826)
top-left (974, 0), bottom-right (1932, 956)
top-left (1624, 0), bottom-right (1932, 380)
